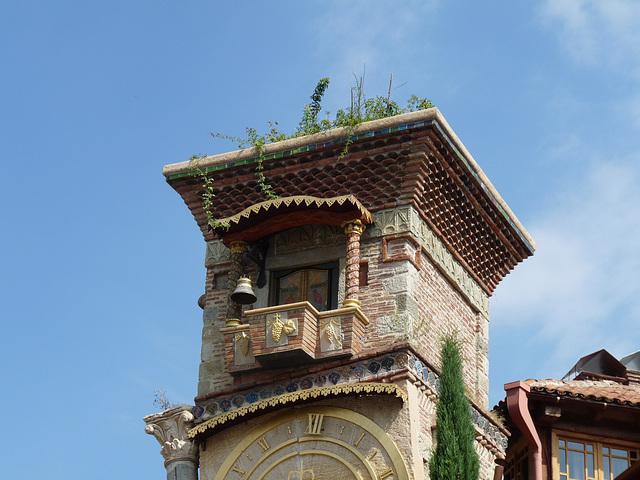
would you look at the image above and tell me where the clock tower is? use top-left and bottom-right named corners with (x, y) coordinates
top-left (145, 109), bottom-right (535, 480)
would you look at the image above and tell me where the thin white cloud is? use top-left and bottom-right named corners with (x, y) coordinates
top-left (309, 1), bottom-right (441, 94)
top-left (539, 0), bottom-right (640, 74)
top-left (492, 154), bottom-right (640, 374)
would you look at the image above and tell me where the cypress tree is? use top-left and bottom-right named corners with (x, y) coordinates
top-left (430, 334), bottom-right (479, 480)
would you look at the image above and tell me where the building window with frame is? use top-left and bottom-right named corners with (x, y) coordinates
top-left (505, 443), bottom-right (529, 480)
top-left (271, 262), bottom-right (339, 312)
top-left (556, 434), bottom-right (638, 480)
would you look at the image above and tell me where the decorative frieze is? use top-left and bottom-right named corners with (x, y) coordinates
top-left (367, 206), bottom-right (490, 317)
top-left (273, 224), bottom-right (345, 255)
top-left (191, 349), bottom-right (507, 455)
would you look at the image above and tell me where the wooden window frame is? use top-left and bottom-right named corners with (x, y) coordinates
top-left (552, 430), bottom-right (639, 480)
top-left (270, 261), bottom-right (339, 311)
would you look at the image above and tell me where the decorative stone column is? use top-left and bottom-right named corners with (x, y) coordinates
top-left (341, 219), bottom-right (366, 308)
top-left (227, 240), bottom-right (248, 327)
top-left (144, 405), bottom-right (198, 480)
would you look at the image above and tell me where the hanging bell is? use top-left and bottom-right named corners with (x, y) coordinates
top-left (231, 277), bottom-right (257, 304)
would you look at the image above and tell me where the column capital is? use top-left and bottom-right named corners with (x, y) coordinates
top-left (229, 240), bottom-right (248, 255)
top-left (144, 405), bottom-right (198, 467)
top-left (341, 219), bottom-right (366, 236)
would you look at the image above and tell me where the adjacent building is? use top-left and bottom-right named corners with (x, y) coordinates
top-left (501, 350), bottom-right (640, 480)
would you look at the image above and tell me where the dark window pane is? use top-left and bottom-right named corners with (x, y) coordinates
top-left (560, 449), bottom-right (567, 474)
top-left (306, 269), bottom-right (328, 311)
top-left (603, 457), bottom-right (610, 480)
top-left (587, 453), bottom-right (594, 478)
top-left (279, 271), bottom-right (303, 304)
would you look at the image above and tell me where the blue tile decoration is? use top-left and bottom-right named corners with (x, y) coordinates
top-left (193, 405), bottom-right (205, 418)
top-left (368, 361), bottom-right (381, 374)
top-left (353, 364), bottom-right (367, 378)
top-left (381, 356), bottom-right (395, 371)
top-left (219, 399), bottom-right (231, 412)
top-left (193, 348), bottom-right (508, 451)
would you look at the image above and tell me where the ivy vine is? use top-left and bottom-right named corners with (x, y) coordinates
top-left (192, 75), bottom-right (434, 228)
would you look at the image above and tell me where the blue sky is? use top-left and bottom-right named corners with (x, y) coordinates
top-left (2, 1), bottom-right (639, 478)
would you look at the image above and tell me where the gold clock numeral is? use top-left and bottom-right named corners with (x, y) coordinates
top-left (354, 432), bottom-right (366, 447)
top-left (232, 465), bottom-right (245, 477)
top-left (246, 454), bottom-right (253, 461)
top-left (257, 436), bottom-right (270, 452)
top-left (305, 413), bottom-right (324, 435)
top-left (288, 425), bottom-right (292, 435)
top-left (378, 468), bottom-right (393, 479)
top-left (340, 425), bottom-right (345, 435)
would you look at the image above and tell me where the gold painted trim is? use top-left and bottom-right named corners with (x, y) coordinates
top-left (213, 195), bottom-right (374, 229)
top-left (317, 306), bottom-right (369, 326)
top-left (189, 383), bottom-right (406, 439)
top-left (245, 302), bottom-right (369, 326)
top-left (245, 301), bottom-right (318, 317)
top-left (258, 449), bottom-right (365, 480)
top-left (211, 405), bottom-right (410, 480)
top-left (220, 324), bottom-right (251, 335)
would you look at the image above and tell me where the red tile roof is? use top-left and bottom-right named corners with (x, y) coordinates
top-left (166, 113), bottom-right (535, 294)
top-left (527, 379), bottom-right (640, 407)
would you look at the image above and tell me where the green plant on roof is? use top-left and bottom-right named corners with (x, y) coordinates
top-left (193, 74), bottom-right (434, 227)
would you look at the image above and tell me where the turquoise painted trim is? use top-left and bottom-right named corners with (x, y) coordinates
top-left (167, 120), bottom-right (428, 180)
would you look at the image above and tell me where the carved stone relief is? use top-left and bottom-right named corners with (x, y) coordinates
top-left (234, 330), bottom-right (255, 365)
top-left (266, 312), bottom-right (297, 348)
top-left (319, 317), bottom-right (343, 352)
top-left (205, 240), bottom-right (231, 267)
top-left (367, 206), bottom-right (490, 317)
top-left (144, 405), bottom-right (198, 467)
top-left (272, 224), bottom-right (345, 255)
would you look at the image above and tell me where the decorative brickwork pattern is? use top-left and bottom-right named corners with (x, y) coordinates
top-left (167, 116), bottom-right (533, 294)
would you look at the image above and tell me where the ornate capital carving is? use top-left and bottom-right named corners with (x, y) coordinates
top-left (229, 240), bottom-right (248, 255)
top-left (341, 219), bottom-right (366, 236)
top-left (144, 405), bottom-right (198, 467)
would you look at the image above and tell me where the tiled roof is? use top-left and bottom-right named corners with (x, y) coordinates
top-left (166, 111), bottom-right (535, 294)
top-left (527, 379), bottom-right (640, 407)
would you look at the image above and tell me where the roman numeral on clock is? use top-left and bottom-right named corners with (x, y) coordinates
top-left (305, 413), bottom-right (324, 435)
top-left (257, 436), bottom-right (270, 452)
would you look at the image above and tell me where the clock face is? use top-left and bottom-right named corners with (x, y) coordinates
top-left (213, 406), bottom-right (410, 480)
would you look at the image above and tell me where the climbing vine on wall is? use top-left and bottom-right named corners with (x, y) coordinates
top-left (192, 75), bottom-right (434, 226)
